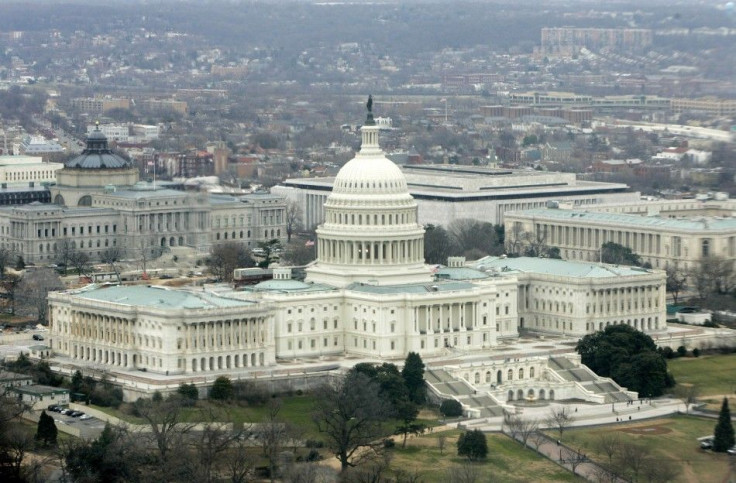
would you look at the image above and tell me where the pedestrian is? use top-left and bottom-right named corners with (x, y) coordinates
top-left (557, 439), bottom-right (560, 446)
top-left (629, 415), bottom-right (632, 420)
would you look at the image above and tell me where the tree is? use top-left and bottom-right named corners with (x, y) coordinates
top-left (504, 414), bottom-right (538, 447)
top-left (545, 407), bottom-right (574, 437)
top-left (0, 247), bottom-right (11, 279)
top-left (446, 462), bottom-right (481, 483)
top-left (593, 432), bottom-right (621, 464)
top-left (394, 399), bottom-right (424, 448)
top-left (613, 441), bottom-right (651, 481)
top-left (456, 429), bottom-right (488, 461)
top-left (674, 384), bottom-right (700, 414)
top-left (666, 263), bottom-right (688, 305)
top-left (576, 324), bottom-right (674, 397)
top-left (0, 273), bottom-right (20, 315)
top-left (312, 370), bottom-right (394, 471)
top-left (401, 352), bottom-right (426, 405)
top-left (100, 246), bottom-right (124, 283)
top-left (35, 411), bottom-right (57, 448)
top-left (209, 376), bottom-right (234, 400)
top-left (281, 241), bottom-right (316, 266)
top-left (424, 224), bottom-right (456, 264)
top-left (714, 397), bottom-right (735, 452)
top-left (448, 219), bottom-right (503, 258)
top-left (15, 268), bottom-right (64, 322)
top-left (440, 399), bottom-right (463, 418)
top-left (256, 238), bottom-right (283, 269)
top-left (600, 242), bottom-right (642, 266)
top-left (134, 395), bottom-right (197, 474)
top-left (437, 434), bottom-right (447, 455)
top-left (689, 256), bottom-right (735, 300)
top-left (285, 200), bottom-right (303, 243)
top-left (54, 239), bottom-right (76, 275)
top-left (261, 399), bottom-right (297, 482)
top-left (177, 383), bottom-right (199, 403)
top-left (64, 423), bottom-right (146, 483)
top-left (68, 249), bottom-right (92, 277)
top-left (208, 242), bottom-right (254, 282)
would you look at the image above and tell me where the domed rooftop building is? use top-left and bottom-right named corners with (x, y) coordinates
top-left (51, 124), bottom-right (139, 206)
top-left (306, 101), bottom-right (433, 287)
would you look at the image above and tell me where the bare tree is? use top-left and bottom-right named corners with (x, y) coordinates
top-left (285, 200), bottom-right (303, 243)
top-left (528, 432), bottom-right (546, 451)
top-left (134, 395), bottom-right (198, 478)
top-left (504, 414), bottom-right (538, 447)
top-left (312, 370), bottom-right (394, 472)
top-left (674, 384), bottom-right (700, 414)
top-left (546, 407), bottom-right (575, 438)
top-left (593, 432), bottom-right (620, 464)
top-left (0, 273), bottom-right (21, 315)
top-left (665, 262), bottom-right (687, 305)
top-left (208, 242), bottom-right (254, 282)
top-left (613, 441), bottom-right (651, 482)
top-left (0, 247), bottom-right (11, 279)
top-left (225, 440), bottom-right (257, 483)
top-left (642, 459), bottom-right (679, 483)
top-left (100, 246), bottom-right (123, 283)
top-left (54, 239), bottom-right (75, 275)
top-left (68, 249), bottom-right (92, 278)
top-left (562, 446), bottom-right (587, 474)
top-left (446, 462), bottom-right (481, 483)
top-left (15, 268), bottom-right (64, 322)
top-left (261, 399), bottom-right (299, 483)
top-left (437, 434), bottom-right (447, 455)
top-left (189, 417), bottom-right (244, 483)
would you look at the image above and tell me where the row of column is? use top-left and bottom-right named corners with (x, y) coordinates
top-left (541, 223), bottom-right (662, 255)
top-left (413, 302), bottom-right (478, 334)
top-left (590, 286), bottom-right (660, 315)
top-left (318, 237), bottom-right (423, 265)
top-left (184, 318), bottom-right (267, 351)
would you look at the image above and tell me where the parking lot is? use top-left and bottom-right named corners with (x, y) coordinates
top-left (45, 407), bottom-right (106, 439)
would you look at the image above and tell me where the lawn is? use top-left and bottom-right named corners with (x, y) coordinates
top-left (386, 430), bottom-right (580, 482)
top-left (669, 353), bottom-right (736, 396)
top-left (559, 415), bottom-right (730, 483)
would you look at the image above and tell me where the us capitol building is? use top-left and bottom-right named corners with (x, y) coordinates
top-left (47, 108), bottom-right (666, 404)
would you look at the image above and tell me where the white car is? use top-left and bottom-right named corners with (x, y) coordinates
top-left (79, 414), bottom-right (92, 421)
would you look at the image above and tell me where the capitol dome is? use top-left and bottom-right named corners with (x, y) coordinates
top-left (305, 98), bottom-right (433, 288)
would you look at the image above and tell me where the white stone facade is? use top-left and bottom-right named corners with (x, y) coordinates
top-left (0, 190), bottom-right (286, 264)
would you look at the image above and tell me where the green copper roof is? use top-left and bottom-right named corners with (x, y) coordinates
top-left (472, 256), bottom-right (654, 278)
top-left (512, 208), bottom-right (736, 232)
top-left (75, 285), bottom-right (255, 309)
top-left (345, 280), bottom-right (476, 295)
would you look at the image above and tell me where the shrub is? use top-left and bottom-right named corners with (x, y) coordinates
top-left (457, 429), bottom-right (488, 461)
top-left (306, 449), bottom-right (321, 462)
top-left (440, 399), bottom-right (463, 418)
top-left (209, 376), bottom-right (234, 401)
top-left (660, 346), bottom-right (675, 359)
top-left (692, 348), bottom-right (701, 357)
top-left (677, 346), bottom-right (687, 357)
top-left (305, 439), bottom-right (324, 448)
top-left (383, 438), bottom-right (396, 449)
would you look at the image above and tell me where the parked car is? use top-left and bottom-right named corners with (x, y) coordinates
top-left (79, 414), bottom-right (92, 421)
top-left (47, 405), bottom-right (61, 412)
top-left (32, 334), bottom-right (44, 341)
top-left (700, 438), bottom-right (714, 450)
top-left (728, 446), bottom-right (736, 455)
top-left (60, 409), bottom-right (72, 415)
top-left (68, 411), bottom-right (83, 417)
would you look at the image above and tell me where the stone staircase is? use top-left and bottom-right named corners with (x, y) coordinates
top-left (548, 357), bottom-right (633, 403)
top-left (426, 368), bottom-right (506, 418)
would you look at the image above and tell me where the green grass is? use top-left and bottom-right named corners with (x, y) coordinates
top-left (387, 430), bottom-right (580, 482)
top-left (669, 353), bottom-right (736, 396)
top-left (559, 415), bottom-right (729, 483)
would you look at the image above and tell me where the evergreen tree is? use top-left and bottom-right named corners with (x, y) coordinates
top-left (209, 376), bottom-right (234, 400)
top-left (70, 370), bottom-right (84, 393)
top-left (35, 410), bottom-right (57, 447)
top-left (402, 352), bottom-right (426, 405)
top-left (714, 397), bottom-right (735, 452)
top-left (457, 429), bottom-right (488, 461)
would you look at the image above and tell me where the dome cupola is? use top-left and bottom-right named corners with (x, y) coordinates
top-left (306, 96), bottom-right (432, 287)
top-left (65, 123), bottom-right (132, 169)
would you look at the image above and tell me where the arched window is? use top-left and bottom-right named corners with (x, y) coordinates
top-left (507, 369), bottom-right (513, 381)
